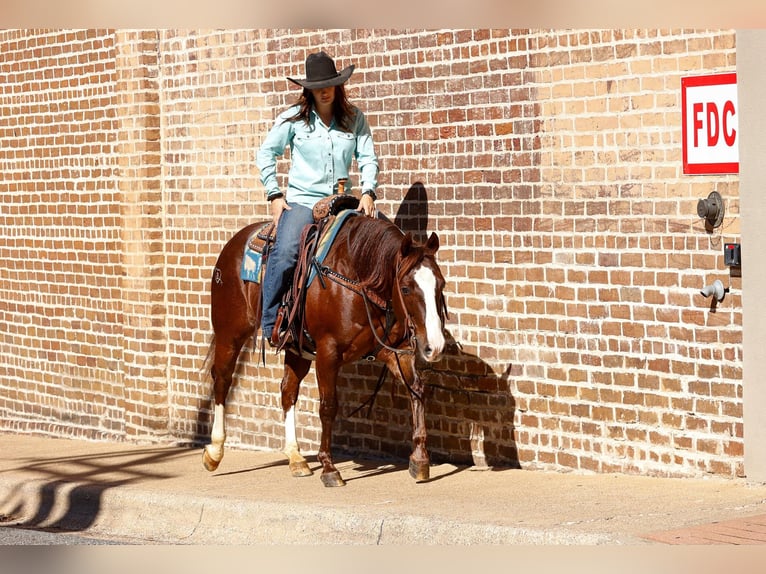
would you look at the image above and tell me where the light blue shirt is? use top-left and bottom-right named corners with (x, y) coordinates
top-left (256, 105), bottom-right (379, 208)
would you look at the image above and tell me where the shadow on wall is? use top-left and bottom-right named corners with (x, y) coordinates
top-left (393, 181), bottom-right (430, 244)
top-left (335, 182), bottom-right (521, 469)
top-left (421, 331), bottom-right (521, 469)
top-left (335, 330), bottom-right (520, 470)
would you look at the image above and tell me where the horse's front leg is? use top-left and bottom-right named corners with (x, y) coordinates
top-left (315, 350), bottom-right (345, 487)
top-left (385, 352), bottom-right (430, 482)
top-left (408, 371), bottom-right (430, 482)
top-left (281, 351), bottom-right (313, 477)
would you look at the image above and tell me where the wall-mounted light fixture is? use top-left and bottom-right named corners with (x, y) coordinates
top-left (700, 279), bottom-right (726, 303)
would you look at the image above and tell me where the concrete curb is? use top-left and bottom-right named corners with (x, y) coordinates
top-left (0, 477), bottom-right (618, 545)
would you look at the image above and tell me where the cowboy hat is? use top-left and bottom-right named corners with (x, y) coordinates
top-left (287, 51), bottom-right (355, 89)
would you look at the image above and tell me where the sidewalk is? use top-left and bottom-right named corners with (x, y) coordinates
top-left (2, 433), bottom-right (766, 545)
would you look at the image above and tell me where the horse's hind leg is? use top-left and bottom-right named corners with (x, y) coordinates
top-left (281, 351), bottom-right (313, 477)
top-left (202, 335), bottom-right (247, 472)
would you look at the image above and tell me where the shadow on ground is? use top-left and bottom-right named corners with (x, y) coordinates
top-left (0, 447), bottom-right (193, 533)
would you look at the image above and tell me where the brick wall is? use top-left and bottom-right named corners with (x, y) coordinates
top-left (0, 29), bottom-right (126, 439)
top-left (0, 29), bottom-right (742, 478)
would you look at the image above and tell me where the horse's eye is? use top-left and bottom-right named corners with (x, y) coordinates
top-left (401, 286), bottom-right (410, 295)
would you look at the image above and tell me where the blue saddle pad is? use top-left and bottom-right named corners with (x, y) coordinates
top-left (240, 224), bottom-right (271, 284)
top-left (306, 210), bottom-right (358, 287)
top-left (240, 211), bottom-right (358, 285)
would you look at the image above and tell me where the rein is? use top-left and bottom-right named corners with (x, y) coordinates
top-left (323, 228), bottom-right (418, 359)
top-left (320, 256), bottom-right (425, 412)
top-left (360, 287), bottom-right (416, 357)
top-left (316, 263), bottom-right (406, 354)
top-left (324, 227), bottom-right (425, 416)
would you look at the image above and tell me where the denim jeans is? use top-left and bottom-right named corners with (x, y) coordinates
top-left (261, 203), bottom-right (315, 339)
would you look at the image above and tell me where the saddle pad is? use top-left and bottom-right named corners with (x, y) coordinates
top-left (240, 212), bottom-right (357, 285)
top-left (307, 209), bottom-right (359, 287)
top-left (240, 223), bottom-right (272, 284)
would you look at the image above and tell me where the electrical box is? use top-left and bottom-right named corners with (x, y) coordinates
top-left (724, 243), bottom-right (741, 267)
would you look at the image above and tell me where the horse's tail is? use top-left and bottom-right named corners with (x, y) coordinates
top-left (200, 334), bottom-right (215, 379)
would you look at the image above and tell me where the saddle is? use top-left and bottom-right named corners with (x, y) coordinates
top-left (246, 222), bottom-right (276, 259)
top-left (246, 193), bottom-right (359, 253)
top-left (266, 193), bottom-right (360, 359)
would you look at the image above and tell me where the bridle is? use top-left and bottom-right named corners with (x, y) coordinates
top-left (295, 216), bottom-right (448, 414)
top-left (314, 224), bottom-right (450, 417)
top-left (348, 255), bottom-right (426, 417)
top-left (361, 252), bottom-right (418, 357)
top-left (321, 230), bottom-right (447, 362)
top-left (316, 253), bottom-right (417, 358)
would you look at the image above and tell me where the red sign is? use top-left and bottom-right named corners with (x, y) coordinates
top-left (681, 73), bottom-right (738, 175)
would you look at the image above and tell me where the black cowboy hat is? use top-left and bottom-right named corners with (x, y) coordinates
top-left (287, 51), bottom-right (355, 89)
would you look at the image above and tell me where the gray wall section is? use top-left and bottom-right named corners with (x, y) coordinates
top-left (738, 30), bottom-right (766, 482)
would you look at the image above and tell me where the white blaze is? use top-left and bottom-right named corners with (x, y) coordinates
top-left (413, 265), bottom-right (445, 359)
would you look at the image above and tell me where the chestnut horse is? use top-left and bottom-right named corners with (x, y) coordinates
top-left (202, 213), bottom-right (447, 486)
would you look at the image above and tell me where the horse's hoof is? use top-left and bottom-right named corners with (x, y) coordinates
top-left (409, 458), bottom-right (430, 482)
top-left (202, 448), bottom-right (221, 472)
top-left (320, 471), bottom-right (346, 487)
top-left (289, 460), bottom-right (313, 478)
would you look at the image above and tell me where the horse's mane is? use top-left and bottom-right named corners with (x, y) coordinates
top-left (342, 217), bottom-right (421, 300)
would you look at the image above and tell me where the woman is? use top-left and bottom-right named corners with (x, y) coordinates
top-left (256, 50), bottom-right (379, 346)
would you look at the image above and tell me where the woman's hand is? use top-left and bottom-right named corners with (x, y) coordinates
top-left (270, 197), bottom-right (290, 229)
top-left (358, 194), bottom-right (375, 217)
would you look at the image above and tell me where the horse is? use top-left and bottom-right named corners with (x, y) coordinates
top-left (201, 211), bottom-right (448, 486)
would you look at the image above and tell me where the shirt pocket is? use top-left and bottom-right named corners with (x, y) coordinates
top-left (293, 129), bottom-right (323, 149)
top-left (330, 131), bottom-right (356, 158)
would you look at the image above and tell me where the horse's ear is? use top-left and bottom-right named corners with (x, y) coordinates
top-left (400, 232), bottom-right (414, 257)
top-left (425, 231), bottom-right (440, 253)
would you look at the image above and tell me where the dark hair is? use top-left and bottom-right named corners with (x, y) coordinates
top-left (283, 84), bottom-right (356, 132)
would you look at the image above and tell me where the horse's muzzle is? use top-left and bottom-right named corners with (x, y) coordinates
top-left (419, 339), bottom-right (444, 363)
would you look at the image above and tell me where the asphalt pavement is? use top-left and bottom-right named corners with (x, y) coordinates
top-left (3, 433), bottom-right (766, 545)
top-left (0, 525), bottom-right (124, 545)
